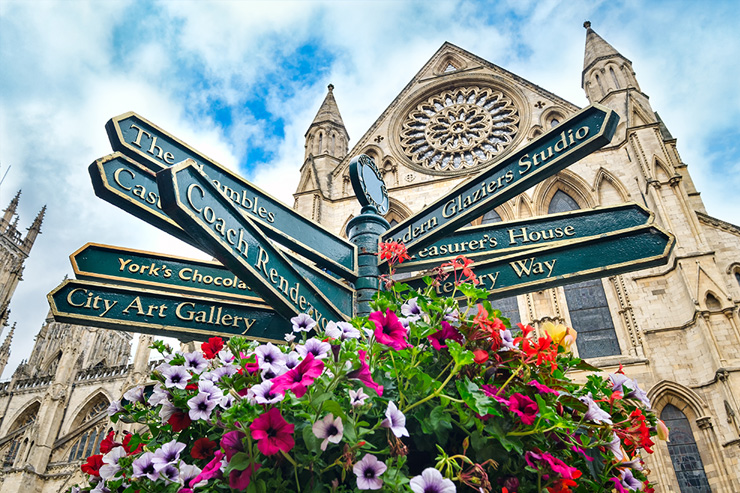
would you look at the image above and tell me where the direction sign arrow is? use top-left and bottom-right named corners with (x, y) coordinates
top-left (48, 279), bottom-right (288, 343)
top-left (381, 104), bottom-right (619, 255)
top-left (88, 155), bottom-right (354, 318)
top-left (395, 203), bottom-right (653, 273)
top-left (157, 159), bottom-right (349, 329)
top-left (106, 112), bottom-right (357, 280)
top-left (402, 224), bottom-right (674, 299)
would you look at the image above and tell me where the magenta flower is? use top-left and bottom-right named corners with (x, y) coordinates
top-left (481, 384), bottom-right (511, 407)
top-left (190, 450), bottom-right (225, 486)
top-left (353, 453), bottom-right (387, 490)
top-left (229, 463), bottom-right (261, 489)
top-left (270, 353), bottom-right (325, 398)
top-left (409, 467), bottom-right (456, 493)
top-left (528, 380), bottom-right (559, 395)
top-left (220, 430), bottom-right (245, 461)
top-left (524, 450), bottom-right (579, 479)
top-left (369, 309), bottom-right (411, 351)
top-left (347, 350), bottom-right (384, 397)
top-left (249, 407), bottom-right (295, 456)
top-left (312, 413), bottom-right (344, 451)
top-left (508, 393), bottom-right (538, 425)
top-left (427, 321), bottom-right (464, 350)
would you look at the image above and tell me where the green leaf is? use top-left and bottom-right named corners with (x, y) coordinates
top-left (447, 340), bottom-right (474, 366)
top-left (321, 400), bottom-right (348, 421)
top-left (455, 378), bottom-right (493, 416)
top-left (573, 359), bottom-right (601, 372)
top-left (430, 405), bottom-right (453, 432)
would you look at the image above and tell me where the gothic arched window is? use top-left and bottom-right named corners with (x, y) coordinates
top-left (660, 404), bottom-right (711, 492)
top-left (735, 270), bottom-right (740, 287)
top-left (480, 209), bottom-right (520, 325)
top-left (548, 190), bottom-right (619, 358)
top-left (609, 67), bottom-right (620, 89)
top-left (67, 395), bottom-right (110, 462)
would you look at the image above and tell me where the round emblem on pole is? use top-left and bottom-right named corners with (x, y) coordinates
top-left (349, 154), bottom-right (389, 214)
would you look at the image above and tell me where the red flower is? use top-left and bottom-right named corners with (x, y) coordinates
top-left (168, 410), bottom-right (192, 432)
top-left (201, 337), bottom-right (224, 359)
top-left (99, 430), bottom-right (117, 454)
top-left (191, 437), bottom-right (218, 460)
top-left (347, 350), bottom-right (384, 396)
top-left (122, 433), bottom-right (143, 455)
top-left (508, 393), bottom-right (539, 425)
top-left (441, 255), bottom-right (478, 285)
top-left (379, 241), bottom-right (411, 265)
top-left (270, 353), bottom-right (325, 398)
top-left (428, 321), bottom-right (464, 350)
top-left (370, 309), bottom-right (411, 351)
top-left (81, 454), bottom-right (104, 476)
top-left (473, 349), bottom-right (489, 364)
top-left (250, 408), bottom-right (295, 456)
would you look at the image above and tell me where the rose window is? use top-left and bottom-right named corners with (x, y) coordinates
top-left (399, 86), bottom-right (520, 172)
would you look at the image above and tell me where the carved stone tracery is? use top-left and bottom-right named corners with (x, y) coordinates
top-left (399, 85), bottom-right (520, 173)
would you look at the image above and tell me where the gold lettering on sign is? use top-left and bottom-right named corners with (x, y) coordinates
top-left (510, 258), bottom-right (557, 278)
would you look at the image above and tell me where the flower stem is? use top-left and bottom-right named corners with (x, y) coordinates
top-left (496, 362), bottom-right (524, 396)
top-left (403, 364), bottom-right (460, 414)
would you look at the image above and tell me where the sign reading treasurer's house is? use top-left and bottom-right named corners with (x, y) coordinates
top-left (48, 98), bottom-right (674, 343)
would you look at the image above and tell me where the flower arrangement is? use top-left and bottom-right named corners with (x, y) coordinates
top-left (73, 244), bottom-right (665, 493)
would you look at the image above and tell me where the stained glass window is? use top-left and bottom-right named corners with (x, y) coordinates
top-left (661, 405), bottom-right (711, 492)
top-left (548, 190), bottom-right (619, 358)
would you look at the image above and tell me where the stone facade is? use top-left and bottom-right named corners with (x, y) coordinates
top-left (0, 23), bottom-right (738, 493)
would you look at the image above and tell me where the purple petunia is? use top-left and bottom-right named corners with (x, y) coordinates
top-left (161, 365), bottom-right (191, 390)
top-left (198, 379), bottom-right (224, 401)
top-left (132, 452), bottom-right (159, 481)
top-left (291, 313), bottom-right (317, 333)
top-left (409, 467), bottom-right (456, 493)
top-left (325, 321), bottom-right (361, 340)
top-left (179, 463), bottom-right (202, 487)
top-left (312, 413), bottom-right (344, 451)
top-left (254, 343), bottom-right (287, 373)
top-left (107, 400), bottom-right (124, 416)
top-left (183, 352), bottom-right (209, 374)
top-left (148, 384), bottom-right (170, 407)
top-left (349, 388), bottom-right (370, 407)
top-left (579, 393), bottom-right (613, 424)
top-left (381, 401), bottom-right (409, 437)
top-left (353, 454), bottom-right (387, 490)
top-left (401, 297), bottom-right (422, 322)
top-left (296, 338), bottom-right (332, 360)
top-left (500, 327), bottom-right (516, 350)
top-left (609, 373), bottom-right (650, 407)
top-left (99, 446), bottom-right (126, 480)
top-left (152, 440), bottom-right (186, 472)
top-left (285, 351), bottom-right (301, 369)
top-left (247, 380), bottom-right (284, 405)
top-left (123, 386), bottom-right (145, 404)
top-left (160, 463), bottom-right (180, 483)
top-left (187, 392), bottom-right (218, 421)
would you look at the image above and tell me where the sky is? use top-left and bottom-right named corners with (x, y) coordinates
top-left (1, 0), bottom-right (739, 379)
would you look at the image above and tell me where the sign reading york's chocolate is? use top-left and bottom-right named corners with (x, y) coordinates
top-left (382, 104), bottom-right (619, 255)
top-left (106, 112), bottom-right (357, 280)
top-left (48, 279), bottom-right (288, 342)
top-left (156, 160), bottom-right (350, 328)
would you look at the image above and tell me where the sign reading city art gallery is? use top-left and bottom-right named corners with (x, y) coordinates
top-left (106, 111), bottom-right (357, 280)
top-left (157, 160), bottom-right (349, 329)
top-left (404, 225), bottom-right (674, 299)
top-left (48, 279), bottom-right (287, 342)
top-left (396, 203), bottom-right (653, 272)
top-left (382, 103), bottom-right (619, 255)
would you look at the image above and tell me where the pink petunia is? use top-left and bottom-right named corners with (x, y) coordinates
top-left (507, 393), bottom-right (538, 425)
top-left (369, 309), bottom-right (411, 351)
top-left (427, 321), bottom-right (464, 350)
top-left (347, 350), bottom-right (384, 396)
top-left (270, 353), bottom-right (325, 398)
top-left (528, 380), bottom-right (559, 395)
top-left (190, 450), bottom-right (225, 486)
top-left (229, 463), bottom-right (261, 489)
top-left (249, 408), bottom-right (295, 456)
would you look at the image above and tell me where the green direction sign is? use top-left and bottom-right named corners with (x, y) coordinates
top-left (403, 225), bottom-right (674, 299)
top-left (106, 112), bottom-right (357, 280)
top-left (87, 156), bottom-right (354, 318)
top-left (48, 279), bottom-right (289, 343)
top-left (381, 104), bottom-right (619, 255)
top-left (395, 203), bottom-right (653, 273)
top-left (157, 159), bottom-right (350, 329)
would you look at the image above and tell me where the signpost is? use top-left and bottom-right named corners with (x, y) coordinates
top-left (48, 279), bottom-right (287, 342)
top-left (381, 104), bottom-right (619, 255)
top-left (157, 159), bottom-right (349, 330)
top-left (402, 225), bottom-right (674, 299)
top-left (395, 203), bottom-right (653, 273)
top-left (106, 111), bottom-right (358, 280)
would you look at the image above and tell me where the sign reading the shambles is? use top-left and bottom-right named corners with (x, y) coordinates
top-left (157, 159), bottom-right (349, 330)
top-left (106, 111), bottom-right (358, 280)
top-left (48, 279), bottom-right (287, 342)
top-left (396, 203), bottom-right (653, 272)
top-left (403, 225), bottom-right (674, 298)
top-left (382, 104), bottom-right (619, 254)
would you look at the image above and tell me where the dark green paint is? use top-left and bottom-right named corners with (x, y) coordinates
top-left (349, 155), bottom-right (389, 214)
top-left (396, 203), bottom-right (652, 272)
top-left (157, 160), bottom-right (350, 327)
top-left (106, 112), bottom-right (357, 280)
top-left (88, 157), bottom-right (354, 317)
top-left (404, 225), bottom-right (674, 299)
top-left (382, 104), bottom-right (619, 252)
top-left (48, 279), bottom-right (288, 343)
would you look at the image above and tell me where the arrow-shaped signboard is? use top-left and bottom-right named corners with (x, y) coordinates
top-left (381, 104), bottom-right (619, 255)
top-left (395, 203), bottom-right (653, 273)
top-left (87, 156), bottom-right (354, 319)
top-left (403, 224), bottom-right (674, 299)
top-left (48, 279), bottom-right (288, 342)
top-left (106, 112), bottom-right (357, 280)
top-left (157, 160), bottom-right (349, 329)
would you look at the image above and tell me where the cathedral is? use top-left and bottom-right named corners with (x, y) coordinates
top-left (0, 23), bottom-right (738, 492)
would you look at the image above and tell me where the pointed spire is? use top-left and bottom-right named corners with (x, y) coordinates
top-left (1, 190), bottom-right (21, 231)
top-left (583, 21), bottom-right (622, 72)
top-left (308, 84), bottom-right (347, 130)
top-left (22, 205), bottom-right (45, 253)
top-left (0, 322), bottom-right (14, 376)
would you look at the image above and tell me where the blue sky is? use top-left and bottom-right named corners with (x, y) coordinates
top-left (1, 0), bottom-right (739, 378)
